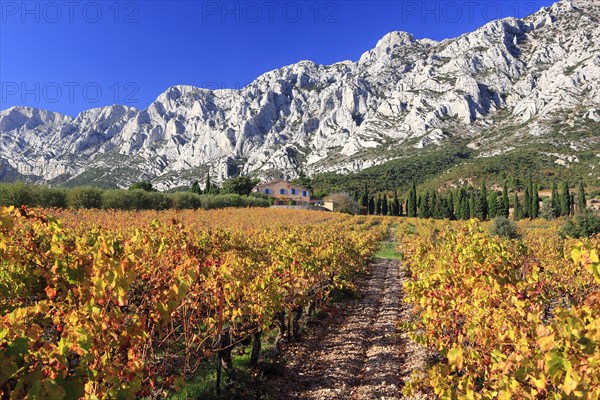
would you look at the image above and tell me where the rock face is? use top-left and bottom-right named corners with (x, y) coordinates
top-left (1, 0), bottom-right (599, 189)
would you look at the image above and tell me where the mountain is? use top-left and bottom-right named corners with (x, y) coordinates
top-left (1, 0), bottom-right (599, 190)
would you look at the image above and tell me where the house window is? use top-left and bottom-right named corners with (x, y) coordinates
top-left (302, 191), bottom-right (308, 197)
top-left (264, 188), bottom-right (270, 194)
top-left (280, 189), bottom-right (286, 195)
top-left (291, 188), bottom-right (297, 195)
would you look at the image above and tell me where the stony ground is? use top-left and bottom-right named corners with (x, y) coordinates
top-left (270, 250), bottom-right (431, 400)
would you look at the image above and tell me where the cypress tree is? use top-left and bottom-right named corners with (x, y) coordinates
top-left (392, 190), bottom-right (400, 216)
top-left (488, 191), bottom-right (498, 219)
top-left (523, 188), bottom-right (530, 219)
top-left (204, 170), bottom-right (212, 195)
top-left (381, 194), bottom-right (388, 216)
top-left (469, 193), bottom-right (475, 219)
top-left (417, 193), bottom-right (425, 218)
top-left (480, 181), bottom-right (488, 220)
top-left (431, 191), bottom-right (441, 219)
top-left (551, 183), bottom-right (560, 217)
top-left (532, 185), bottom-right (540, 219)
top-left (368, 196), bottom-right (375, 215)
top-left (407, 182), bottom-right (417, 217)
top-left (375, 194), bottom-right (382, 215)
top-left (361, 182), bottom-right (369, 208)
top-left (513, 193), bottom-right (522, 220)
top-left (446, 193), bottom-right (456, 220)
top-left (190, 180), bottom-right (201, 195)
top-left (527, 174), bottom-right (534, 217)
top-left (578, 181), bottom-right (586, 212)
top-left (560, 182), bottom-right (570, 217)
top-left (501, 182), bottom-right (510, 218)
top-left (399, 199), bottom-right (403, 216)
top-left (570, 193), bottom-right (576, 216)
top-left (458, 188), bottom-right (469, 220)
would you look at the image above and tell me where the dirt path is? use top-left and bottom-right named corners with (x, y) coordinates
top-left (270, 244), bottom-right (430, 399)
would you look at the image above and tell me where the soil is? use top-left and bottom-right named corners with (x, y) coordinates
top-left (269, 252), bottom-right (431, 400)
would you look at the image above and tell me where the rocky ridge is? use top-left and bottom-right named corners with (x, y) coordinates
top-left (1, 0), bottom-right (599, 189)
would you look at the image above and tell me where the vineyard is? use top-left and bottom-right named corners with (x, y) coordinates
top-left (0, 207), bottom-right (388, 398)
top-left (399, 218), bottom-right (600, 399)
top-left (1, 206), bottom-right (599, 399)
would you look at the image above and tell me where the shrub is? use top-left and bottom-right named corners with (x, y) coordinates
top-left (102, 189), bottom-right (161, 210)
top-left (559, 209), bottom-right (600, 238)
top-left (0, 182), bottom-right (33, 207)
top-left (35, 186), bottom-right (68, 208)
top-left (489, 216), bottom-right (521, 239)
top-left (199, 194), bottom-right (269, 209)
top-left (66, 187), bottom-right (103, 209)
top-left (539, 198), bottom-right (556, 220)
top-left (170, 192), bottom-right (202, 210)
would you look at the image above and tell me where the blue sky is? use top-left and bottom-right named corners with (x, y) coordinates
top-left (0, 0), bottom-right (556, 116)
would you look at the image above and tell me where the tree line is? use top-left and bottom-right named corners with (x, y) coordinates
top-left (355, 178), bottom-right (589, 220)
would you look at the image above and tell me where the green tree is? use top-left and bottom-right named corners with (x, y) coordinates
top-left (418, 193), bottom-right (430, 218)
top-left (551, 183), bottom-right (560, 217)
top-left (474, 182), bottom-right (488, 220)
top-left (375, 194), bottom-right (382, 215)
top-left (221, 176), bottom-right (260, 196)
top-left (488, 191), bottom-right (498, 219)
top-left (532, 184), bottom-right (540, 219)
top-left (190, 181), bottom-right (201, 195)
top-left (527, 175), bottom-right (534, 217)
top-left (368, 196), bottom-right (375, 215)
top-left (561, 182), bottom-right (571, 217)
top-left (501, 182), bottom-right (510, 218)
top-left (205, 171), bottom-right (214, 195)
top-left (577, 181), bottom-right (587, 212)
top-left (523, 187), bottom-right (531, 219)
top-left (381, 194), bottom-right (388, 215)
top-left (446, 192), bottom-right (456, 220)
top-left (361, 182), bottom-right (369, 208)
top-left (513, 192), bottom-right (522, 221)
top-left (128, 181), bottom-right (155, 192)
top-left (469, 193), bottom-right (475, 219)
top-left (407, 181), bottom-right (417, 217)
top-left (392, 190), bottom-right (400, 216)
top-left (458, 188), bottom-right (469, 220)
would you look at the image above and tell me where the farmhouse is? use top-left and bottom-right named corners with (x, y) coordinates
top-left (254, 180), bottom-right (312, 206)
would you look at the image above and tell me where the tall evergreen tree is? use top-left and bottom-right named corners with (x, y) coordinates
top-left (431, 191), bottom-right (441, 219)
top-left (381, 194), bottom-right (388, 216)
top-left (407, 181), bottom-right (417, 217)
top-left (523, 187), bottom-right (531, 219)
top-left (190, 180), bottom-right (201, 195)
top-left (488, 191), bottom-right (498, 219)
top-left (469, 193), bottom-right (475, 219)
top-left (398, 197), bottom-right (403, 217)
top-left (501, 182), bottom-right (510, 218)
top-left (375, 194), bottom-right (382, 215)
top-left (417, 193), bottom-right (426, 218)
top-left (513, 193), bottom-right (522, 221)
top-left (204, 170), bottom-right (212, 195)
top-left (447, 193), bottom-right (456, 220)
top-left (458, 188), bottom-right (470, 220)
top-left (560, 182), bottom-right (571, 217)
top-left (361, 182), bottom-right (369, 208)
top-left (368, 196), bottom-right (375, 215)
top-left (578, 181), bottom-right (587, 212)
top-left (551, 183), bottom-right (560, 217)
top-left (532, 184), bottom-right (540, 219)
top-left (474, 182), bottom-right (488, 220)
top-left (527, 174), bottom-right (534, 217)
top-left (392, 190), bottom-right (400, 216)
